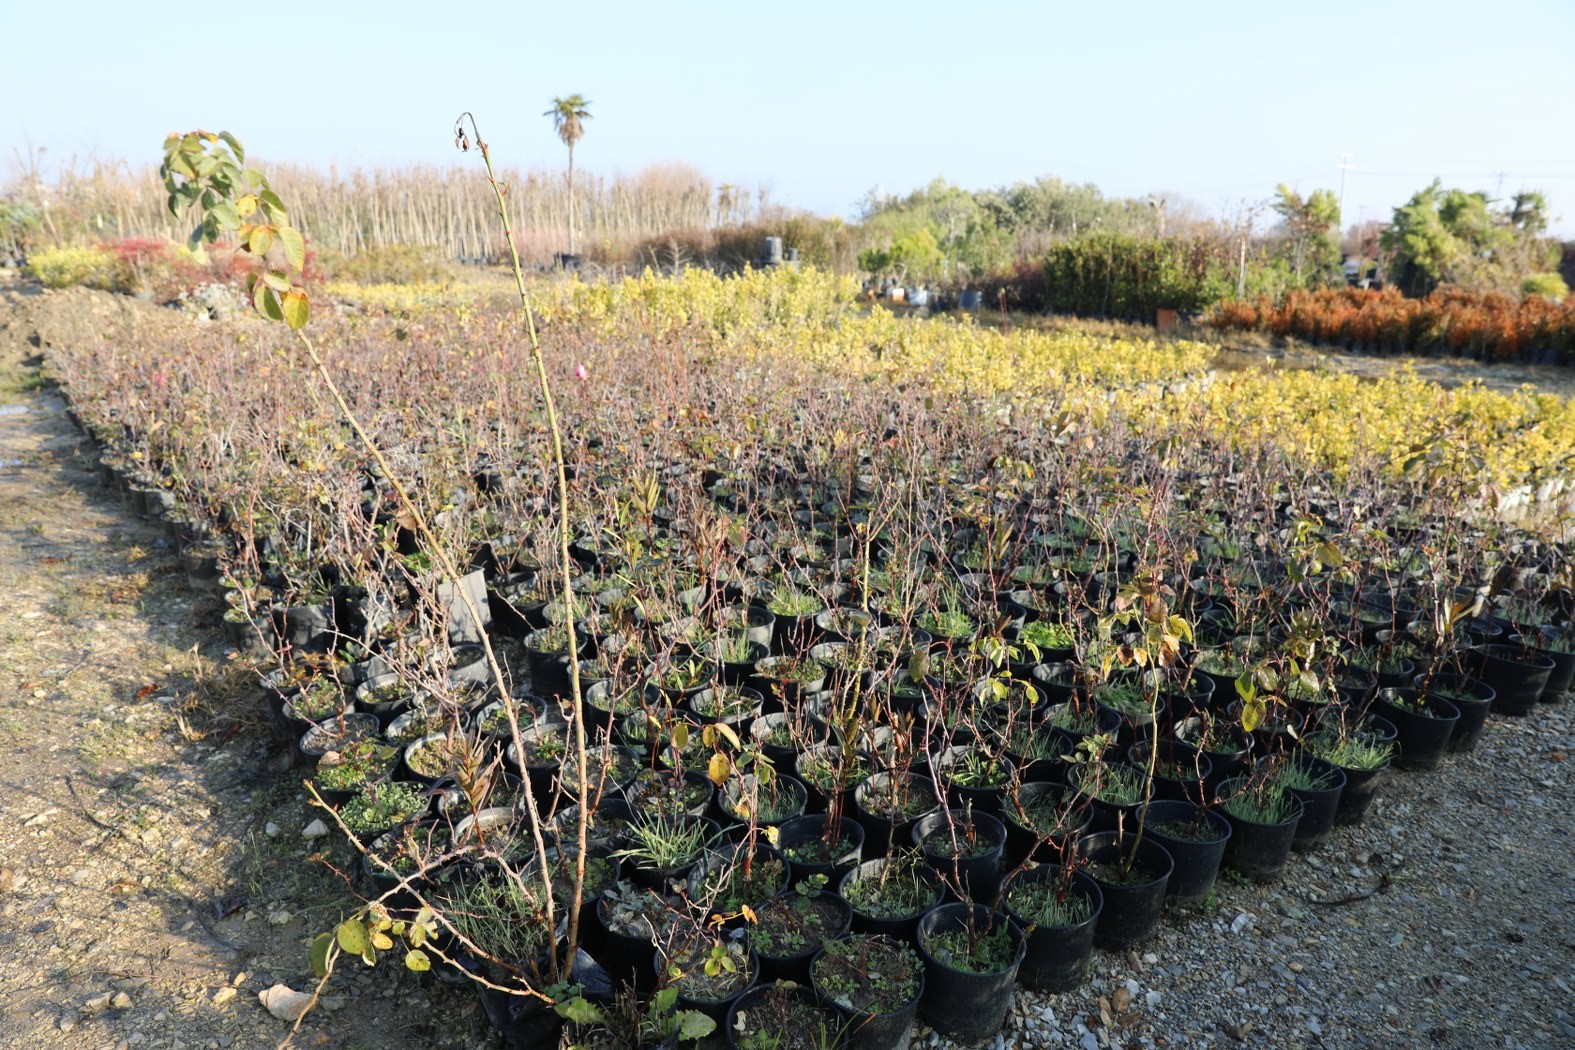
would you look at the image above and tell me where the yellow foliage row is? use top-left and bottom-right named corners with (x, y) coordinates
top-left (322, 280), bottom-right (506, 314)
top-left (26, 246), bottom-right (116, 288)
top-left (343, 265), bottom-right (1575, 492)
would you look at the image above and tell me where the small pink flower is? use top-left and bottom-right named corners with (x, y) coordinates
top-left (574, 363), bottom-right (589, 381)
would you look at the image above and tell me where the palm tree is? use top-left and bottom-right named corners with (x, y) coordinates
top-left (544, 95), bottom-right (592, 256)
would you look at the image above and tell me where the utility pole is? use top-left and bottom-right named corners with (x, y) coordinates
top-left (1336, 153), bottom-right (1355, 233)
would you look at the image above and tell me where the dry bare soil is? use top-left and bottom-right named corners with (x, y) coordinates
top-left (0, 282), bottom-right (483, 1050)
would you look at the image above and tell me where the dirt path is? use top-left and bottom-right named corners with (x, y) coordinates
top-left (0, 283), bottom-right (484, 1050)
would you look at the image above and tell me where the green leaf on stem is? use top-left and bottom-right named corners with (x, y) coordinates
top-left (335, 918), bottom-right (370, 956)
top-left (278, 226), bottom-right (306, 271)
top-left (309, 932), bottom-right (334, 978)
top-left (217, 131), bottom-right (245, 164)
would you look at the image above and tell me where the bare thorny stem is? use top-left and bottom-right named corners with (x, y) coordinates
top-left (456, 110), bottom-right (590, 979)
top-left (290, 113), bottom-right (598, 996)
top-left (288, 327), bottom-right (566, 974)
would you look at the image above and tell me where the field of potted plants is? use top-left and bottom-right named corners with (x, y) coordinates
top-left (41, 188), bottom-right (1575, 1046)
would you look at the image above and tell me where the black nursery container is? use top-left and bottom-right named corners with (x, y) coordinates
top-left (839, 858), bottom-right (945, 944)
top-left (1074, 831), bottom-right (1173, 950)
top-left (1414, 672), bottom-right (1495, 753)
top-left (1372, 688), bottom-right (1460, 772)
top-left (1216, 777), bottom-right (1304, 883)
top-left (774, 813), bottom-right (865, 884)
top-left (1000, 865), bottom-right (1103, 993)
top-left (811, 933), bottom-right (924, 1050)
top-left (1268, 753), bottom-right (1346, 852)
top-left (1475, 644), bottom-right (1554, 716)
top-left (910, 809), bottom-right (1006, 903)
top-left (915, 903), bottom-right (1025, 1043)
top-left (1139, 800), bottom-right (1231, 906)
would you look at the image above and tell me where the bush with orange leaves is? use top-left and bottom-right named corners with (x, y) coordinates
top-left (1209, 287), bottom-right (1575, 362)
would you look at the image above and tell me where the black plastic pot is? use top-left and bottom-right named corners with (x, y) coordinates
top-left (1475, 643), bottom-right (1555, 716)
top-left (910, 809), bottom-right (1006, 903)
top-left (1068, 762), bottom-right (1147, 833)
top-left (1170, 721), bottom-right (1252, 792)
top-left (508, 722), bottom-right (573, 799)
top-left (750, 710), bottom-right (829, 771)
top-left (1267, 754), bottom-right (1345, 852)
top-left (915, 903), bottom-right (1025, 1043)
top-left (623, 768), bottom-right (716, 819)
top-left (1216, 777), bottom-right (1303, 883)
top-left (1373, 688), bottom-right (1460, 772)
top-left (624, 815), bottom-right (722, 889)
top-left (1129, 740), bottom-right (1213, 805)
top-left (1139, 800), bottom-right (1230, 906)
top-left (811, 933), bottom-right (924, 1050)
top-left (725, 983), bottom-right (843, 1050)
top-left (299, 712), bottom-right (380, 762)
top-left (594, 895), bottom-right (660, 991)
top-left (1528, 629), bottom-right (1575, 701)
top-left (658, 944), bottom-right (758, 1029)
top-left (1333, 757), bottom-right (1389, 825)
top-left (1000, 781), bottom-right (1092, 868)
top-left (1415, 672), bottom-right (1495, 753)
top-left (775, 814), bottom-right (865, 884)
top-left (353, 672), bottom-right (415, 728)
top-left (934, 745), bottom-right (1014, 814)
top-left (853, 772), bottom-right (940, 859)
top-left (520, 630), bottom-right (572, 697)
top-left (686, 841), bottom-right (789, 922)
top-left (471, 968), bottom-right (566, 1050)
top-left (1075, 831), bottom-right (1173, 950)
top-left (275, 601), bottom-right (334, 653)
top-left (715, 773), bottom-right (809, 835)
top-left (1000, 866), bottom-right (1102, 993)
top-left (839, 858), bottom-right (945, 943)
top-left (750, 892), bottom-right (854, 984)
top-left (794, 744), bottom-right (865, 820)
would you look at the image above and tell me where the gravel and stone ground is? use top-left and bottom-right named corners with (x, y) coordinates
top-left (1, 279), bottom-right (1572, 1050)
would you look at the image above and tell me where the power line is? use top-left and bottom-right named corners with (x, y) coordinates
top-left (1337, 153), bottom-right (1355, 231)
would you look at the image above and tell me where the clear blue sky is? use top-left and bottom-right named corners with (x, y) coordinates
top-left (4, 0), bottom-right (1574, 236)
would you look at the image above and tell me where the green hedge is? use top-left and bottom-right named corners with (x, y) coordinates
top-left (1042, 234), bottom-right (1232, 318)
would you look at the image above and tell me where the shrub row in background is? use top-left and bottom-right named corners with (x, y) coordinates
top-left (1209, 287), bottom-right (1575, 363)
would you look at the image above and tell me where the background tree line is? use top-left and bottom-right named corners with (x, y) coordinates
top-left (2, 145), bottom-right (1568, 312)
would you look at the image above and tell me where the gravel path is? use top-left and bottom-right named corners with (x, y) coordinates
top-left (967, 704), bottom-right (1575, 1050)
